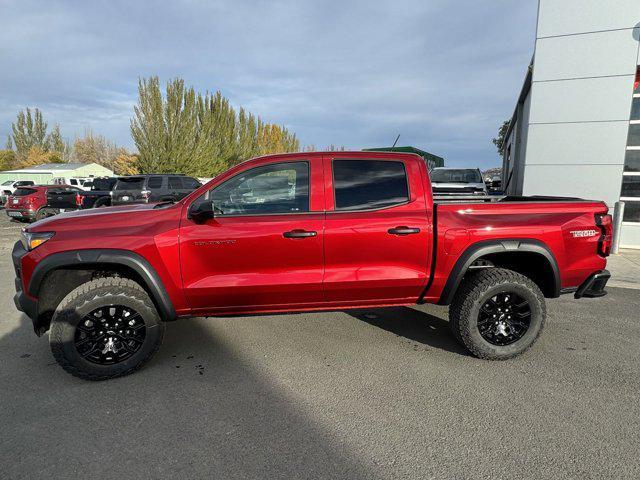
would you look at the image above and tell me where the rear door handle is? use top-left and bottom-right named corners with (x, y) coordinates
top-left (283, 229), bottom-right (317, 239)
top-left (388, 226), bottom-right (420, 236)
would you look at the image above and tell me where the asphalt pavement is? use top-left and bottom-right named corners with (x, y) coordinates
top-left (0, 214), bottom-right (638, 479)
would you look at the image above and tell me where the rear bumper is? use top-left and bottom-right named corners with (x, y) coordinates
top-left (574, 269), bottom-right (610, 299)
top-left (5, 208), bottom-right (36, 220)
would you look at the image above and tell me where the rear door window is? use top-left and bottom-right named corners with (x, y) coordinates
top-left (183, 177), bottom-right (201, 189)
top-left (168, 177), bottom-right (183, 190)
top-left (148, 176), bottom-right (163, 190)
top-left (114, 177), bottom-right (145, 191)
top-left (13, 188), bottom-right (37, 196)
top-left (332, 160), bottom-right (409, 210)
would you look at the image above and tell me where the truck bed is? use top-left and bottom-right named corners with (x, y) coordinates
top-left (433, 194), bottom-right (589, 204)
top-left (423, 194), bottom-right (609, 304)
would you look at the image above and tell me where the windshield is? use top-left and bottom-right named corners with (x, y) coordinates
top-left (430, 169), bottom-right (482, 184)
top-left (2, 180), bottom-right (14, 186)
top-left (13, 188), bottom-right (37, 196)
top-left (114, 177), bottom-right (145, 190)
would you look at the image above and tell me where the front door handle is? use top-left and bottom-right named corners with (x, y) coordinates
top-left (388, 226), bottom-right (420, 236)
top-left (283, 229), bottom-right (317, 239)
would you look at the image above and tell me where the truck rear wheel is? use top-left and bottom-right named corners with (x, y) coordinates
top-left (93, 197), bottom-right (111, 208)
top-left (49, 277), bottom-right (164, 380)
top-left (35, 207), bottom-right (57, 221)
top-left (449, 268), bottom-right (546, 360)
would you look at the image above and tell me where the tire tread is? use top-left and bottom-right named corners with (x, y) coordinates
top-left (50, 277), bottom-right (163, 381)
top-left (449, 268), bottom-right (546, 360)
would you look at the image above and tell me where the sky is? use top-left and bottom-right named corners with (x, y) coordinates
top-left (0, 0), bottom-right (539, 169)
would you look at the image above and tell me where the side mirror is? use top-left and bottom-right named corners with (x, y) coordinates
top-left (188, 201), bottom-right (215, 223)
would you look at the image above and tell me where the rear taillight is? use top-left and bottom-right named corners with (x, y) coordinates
top-left (141, 190), bottom-right (151, 201)
top-left (595, 213), bottom-right (612, 257)
top-left (75, 193), bottom-right (84, 206)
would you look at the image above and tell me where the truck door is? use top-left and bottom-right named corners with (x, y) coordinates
top-left (179, 156), bottom-right (325, 314)
top-left (322, 155), bottom-right (432, 304)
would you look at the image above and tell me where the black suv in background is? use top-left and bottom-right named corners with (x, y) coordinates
top-left (111, 174), bottom-right (201, 205)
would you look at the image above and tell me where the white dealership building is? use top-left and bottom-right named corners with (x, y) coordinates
top-left (502, 0), bottom-right (640, 248)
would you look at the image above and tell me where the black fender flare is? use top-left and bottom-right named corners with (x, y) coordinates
top-left (28, 249), bottom-right (177, 321)
top-left (436, 239), bottom-right (561, 305)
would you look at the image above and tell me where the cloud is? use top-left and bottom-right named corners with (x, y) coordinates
top-left (0, 0), bottom-right (537, 167)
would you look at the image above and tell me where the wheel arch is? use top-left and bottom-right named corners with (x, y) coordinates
top-left (438, 239), bottom-right (560, 305)
top-left (29, 250), bottom-right (177, 333)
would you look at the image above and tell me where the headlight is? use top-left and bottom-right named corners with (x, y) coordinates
top-left (21, 230), bottom-right (54, 251)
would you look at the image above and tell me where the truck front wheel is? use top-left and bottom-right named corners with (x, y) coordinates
top-left (449, 268), bottom-right (546, 360)
top-left (49, 277), bottom-right (164, 380)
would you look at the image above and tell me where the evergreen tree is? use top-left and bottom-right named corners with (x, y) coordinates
top-left (11, 108), bottom-right (49, 161)
top-left (131, 76), bottom-right (300, 177)
top-left (46, 124), bottom-right (65, 155)
top-left (0, 150), bottom-right (15, 170)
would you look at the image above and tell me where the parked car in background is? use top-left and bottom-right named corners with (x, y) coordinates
top-left (78, 177), bottom-right (118, 208)
top-left (430, 168), bottom-right (488, 196)
top-left (4, 185), bottom-right (79, 222)
top-left (111, 174), bottom-right (201, 205)
top-left (485, 174), bottom-right (503, 194)
top-left (37, 177), bottom-right (117, 220)
top-left (35, 186), bottom-right (85, 220)
top-left (13, 151), bottom-right (612, 380)
top-left (50, 176), bottom-right (94, 191)
top-left (1, 180), bottom-right (36, 205)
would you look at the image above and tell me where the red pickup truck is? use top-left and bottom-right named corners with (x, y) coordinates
top-left (12, 151), bottom-right (612, 380)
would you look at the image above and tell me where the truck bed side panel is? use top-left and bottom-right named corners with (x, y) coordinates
top-left (424, 201), bottom-right (608, 302)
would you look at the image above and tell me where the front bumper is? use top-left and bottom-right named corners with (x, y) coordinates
top-left (12, 241), bottom-right (41, 334)
top-left (574, 269), bottom-right (610, 299)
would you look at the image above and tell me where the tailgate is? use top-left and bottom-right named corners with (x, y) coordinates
top-left (46, 190), bottom-right (79, 209)
top-left (112, 189), bottom-right (144, 203)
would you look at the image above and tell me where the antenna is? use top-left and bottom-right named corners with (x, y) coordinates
top-left (391, 134), bottom-right (400, 148)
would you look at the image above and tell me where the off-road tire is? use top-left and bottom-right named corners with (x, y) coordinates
top-left (449, 268), bottom-right (546, 360)
top-left (49, 277), bottom-right (164, 380)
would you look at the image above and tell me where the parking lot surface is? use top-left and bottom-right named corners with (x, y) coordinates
top-left (0, 213), bottom-right (638, 479)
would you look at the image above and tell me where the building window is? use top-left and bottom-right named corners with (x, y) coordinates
top-left (623, 201), bottom-right (640, 222)
top-left (632, 98), bottom-right (640, 121)
top-left (621, 176), bottom-right (640, 197)
top-left (621, 66), bottom-right (640, 224)
top-left (628, 124), bottom-right (640, 146)
top-left (624, 150), bottom-right (640, 173)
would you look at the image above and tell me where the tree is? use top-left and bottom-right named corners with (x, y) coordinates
top-left (111, 153), bottom-right (140, 175)
top-left (13, 146), bottom-right (62, 168)
top-left (0, 150), bottom-right (15, 170)
top-left (492, 119), bottom-right (511, 157)
top-left (73, 129), bottom-right (124, 168)
top-left (131, 76), bottom-right (300, 177)
top-left (47, 124), bottom-right (65, 155)
top-left (5, 136), bottom-right (13, 151)
top-left (11, 108), bottom-right (48, 161)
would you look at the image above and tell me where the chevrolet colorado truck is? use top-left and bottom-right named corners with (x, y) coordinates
top-left (12, 151), bottom-right (612, 380)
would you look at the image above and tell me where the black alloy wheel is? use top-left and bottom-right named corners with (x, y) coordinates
top-left (74, 305), bottom-right (146, 365)
top-left (477, 291), bottom-right (531, 346)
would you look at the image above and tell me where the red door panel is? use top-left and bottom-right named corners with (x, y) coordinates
top-left (179, 155), bottom-right (325, 314)
top-left (180, 214), bottom-right (325, 313)
top-left (322, 154), bottom-right (432, 304)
